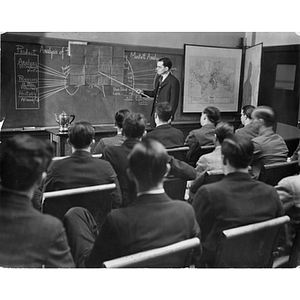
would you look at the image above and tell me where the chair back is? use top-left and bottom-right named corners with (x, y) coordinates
top-left (186, 144), bottom-right (215, 167)
top-left (190, 170), bottom-right (224, 195)
top-left (102, 237), bottom-right (200, 268)
top-left (258, 160), bottom-right (299, 186)
top-left (42, 183), bottom-right (115, 227)
top-left (163, 177), bottom-right (187, 200)
top-left (167, 146), bottom-right (189, 161)
top-left (214, 215), bottom-right (290, 268)
top-left (52, 154), bottom-right (102, 161)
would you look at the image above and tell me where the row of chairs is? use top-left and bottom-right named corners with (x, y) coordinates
top-left (103, 215), bottom-right (290, 268)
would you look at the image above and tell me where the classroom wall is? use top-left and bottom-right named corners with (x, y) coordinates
top-left (14, 32), bottom-right (245, 49)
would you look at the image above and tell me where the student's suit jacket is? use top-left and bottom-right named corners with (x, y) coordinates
top-left (251, 128), bottom-right (289, 178)
top-left (235, 122), bottom-right (259, 140)
top-left (44, 150), bottom-right (122, 208)
top-left (0, 189), bottom-right (74, 268)
top-left (85, 193), bottom-right (201, 267)
top-left (147, 124), bottom-right (184, 148)
top-left (192, 172), bottom-right (284, 256)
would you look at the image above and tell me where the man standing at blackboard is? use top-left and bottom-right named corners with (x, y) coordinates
top-left (136, 57), bottom-right (180, 127)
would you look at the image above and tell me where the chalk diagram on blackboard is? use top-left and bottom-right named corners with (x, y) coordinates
top-left (14, 44), bottom-right (165, 110)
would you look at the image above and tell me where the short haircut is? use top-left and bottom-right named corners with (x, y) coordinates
top-left (215, 122), bottom-right (234, 144)
top-left (122, 113), bottom-right (147, 139)
top-left (203, 106), bottom-right (220, 125)
top-left (155, 102), bottom-right (172, 122)
top-left (221, 134), bottom-right (254, 169)
top-left (115, 108), bottom-right (131, 128)
top-left (252, 106), bottom-right (276, 127)
top-left (242, 105), bottom-right (255, 119)
top-left (158, 57), bottom-right (172, 70)
top-left (128, 138), bottom-right (168, 187)
top-left (68, 121), bottom-right (95, 149)
top-left (1, 134), bottom-right (53, 191)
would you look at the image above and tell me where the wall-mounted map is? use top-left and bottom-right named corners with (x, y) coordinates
top-left (183, 44), bottom-right (242, 112)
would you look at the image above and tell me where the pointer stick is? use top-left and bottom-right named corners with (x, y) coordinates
top-left (98, 71), bottom-right (150, 98)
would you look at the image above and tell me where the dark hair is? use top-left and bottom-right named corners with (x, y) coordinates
top-left (155, 102), bottom-right (172, 122)
top-left (68, 121), bottom-right (95, 149)
top-left (215, 122), bottom-right (234, 144)
top-left (115, 109), bottom-right (131, 128)
top-left (1, 134), bottom-right (53, 191)
top-left (128, 138), bottom-right (168, 187)
top-left (158, 57), bottom-right (172, 70)
top-left (221, 134), bottom-right (254, 169)
top-left (203, 106), bottom-right (220, 125)
top-left (242, 105), bottom-right (255, 119)
top-left (122, 113), bottom-right (147, 139)
top-left (251, 106), bottom-right (276, 127)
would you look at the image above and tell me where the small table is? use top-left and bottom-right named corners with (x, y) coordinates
top-left (47, 126), bottom-right (117, 156)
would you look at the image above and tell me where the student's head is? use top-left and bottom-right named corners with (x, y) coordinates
top-left (155, 102), bottom-right (172, 123)
top-left (221, 134), bottom-right (254, 170)
top-left (156, 57), bottom-right (172, 75)
top-left (0, 134), bottom-right (53, 191)
top-left (128, 138), bottom-right (169, 189)
top-left (115, 109), bottom-right (131, 129)
top-left (200, 106), bottom-right (220, 126)
top-left (251, 106), bottom-right (276, 131)
top-left (68, 121), bottom-right (95, 149)
top-left (122, 113), bottom-right (147, 139)
top-left (241, 105), bottom-right (255, 125)
top-left (215, 122), bottom-right (234, 145)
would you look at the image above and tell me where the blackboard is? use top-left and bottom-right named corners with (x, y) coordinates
top-left (1, 34), bottom-right (200, 129)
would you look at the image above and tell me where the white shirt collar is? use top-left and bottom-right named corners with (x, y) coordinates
top-left (137, 188), bottom-right (165, 197)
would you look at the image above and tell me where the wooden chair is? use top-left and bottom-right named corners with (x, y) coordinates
top-left (166, 146), bottom-right (189, 161)
top-left (258, 160), bottom-right (299, 186)
top-left (163, 176), bottom-right (187, 200)
top-left (102, 237), bottom-right (201, 268)
top-left (52, 154), bottom-right (102, 161)
top-left (186, 144), bottom-right (215, 167)
top-left (190, 170), bottom-right (224, 195)
top-left (214, 215), bottom-right (290, 268)
top-left (42, 183), bottom-right (115, 227)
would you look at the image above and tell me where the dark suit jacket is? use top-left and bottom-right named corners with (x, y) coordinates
top-left (85, 193), bottom-right (201, 267)
top-left (147, 124), bottom-right (184, 149)
top-left (251, 128), bottom-right (289, 178)
top-left (192, 172), bottom-right (284, 263)
top-left (0, 188), bottom-right (74, 268)
top-left (103, 139), bottom-right (139, 207)
top-left (44, 150), bottom-right (122, 208)
top-left (143, 73), bottom-right (180, 118)
top-left (103, 138), bottom-right (196, 207)
top-left (235, 122), bottom-right (259, 140)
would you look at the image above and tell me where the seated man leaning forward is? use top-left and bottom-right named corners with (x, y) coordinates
top-left (0, 134), bottom-right (74, 267)
top-left (250, 105), bottom-right (288, 178)
top-left (43, 121), bottom-right (122, 209)
top-left (63, 138), bottom-right (202, 268)
top-left (192, 134), bottom-right (284, 267)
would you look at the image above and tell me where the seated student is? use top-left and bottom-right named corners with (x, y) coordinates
top-left (147, 102), bottom-right (184, 148)
top-left (63, 138), bottom-right (202, 268)
top-left (235, 105), bottom-right (258, 139)
top-left (0, 135), bottom-right (74, 267)
top-left (103, 113), bottom-right (196, 207)
top-left (187, 122), bottom-right (234, 201)
top-left (185, 106), bottom-right (220, 166)
top-left (195, 122), bottom-right (234, 177)
top-left (44, 121), bottom-right (122, 209)
top-left (250, 106), bottom-right (289, 178)
top-left (93, 108), bottom-right (131, 154)
top-left (192, 134), bottom-right (284, 267)
top-left (275, 152), bottom-right (300, 253)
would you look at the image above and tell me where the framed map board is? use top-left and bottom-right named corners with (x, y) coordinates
top-left (183, 44), bottom-right (242, 112)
